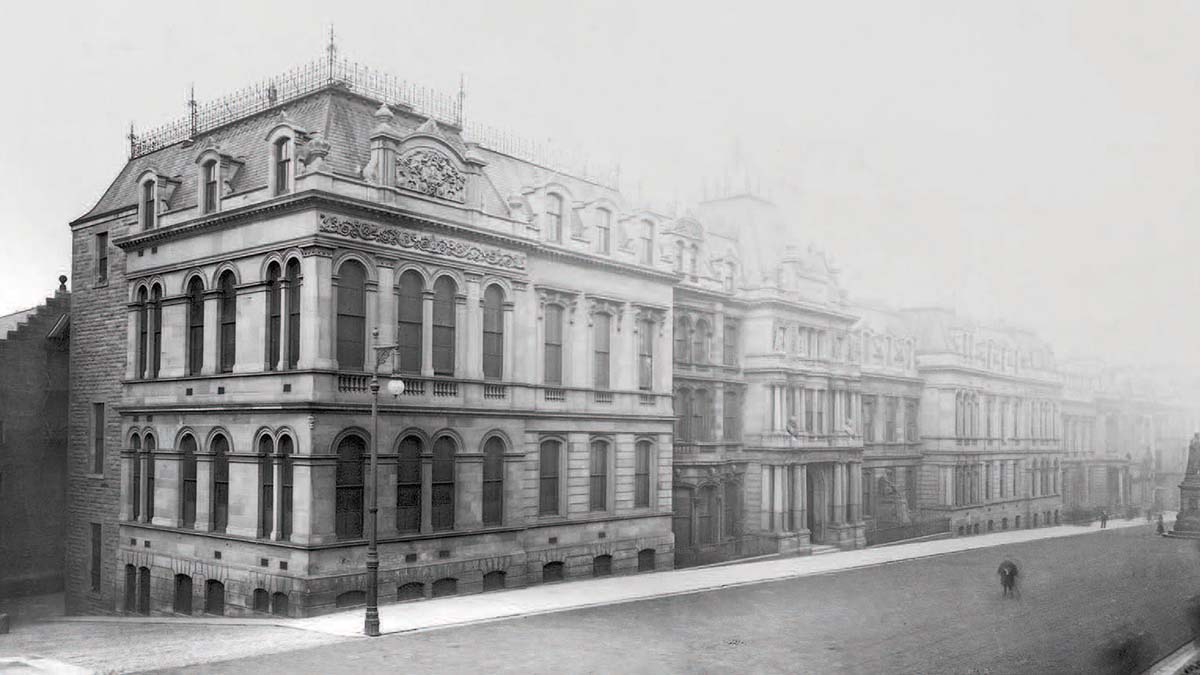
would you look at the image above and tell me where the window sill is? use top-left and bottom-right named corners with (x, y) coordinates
top-left (93, 280), bottom-right (109, 289)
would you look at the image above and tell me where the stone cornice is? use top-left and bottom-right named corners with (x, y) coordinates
top-left (319, 213), bottom-right (526, 271)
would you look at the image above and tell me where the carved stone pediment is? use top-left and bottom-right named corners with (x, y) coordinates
top-left (536, 287), bottom-right (579, 322)
top-left (587, 296), bottom-right (625, 329)
top-left (395, 149), bottom-right (466, 202)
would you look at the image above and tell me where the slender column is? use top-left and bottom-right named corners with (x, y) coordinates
top-left (276, 280), bottom-right (291, 371)
top-left (1117, 469), bottom-right (1125, 506)
top-left (849, 461), bottom-right (862, 522)
top-left (271, 456), bottom-right (284, 540)
top-left (420, 291), bottom-right (434, 377)
top-left (298, 248), bottom-right (335, 370)
top-left (420, 452), bottom-right (433, 533)
top-left (233, 283), bottom-right (268, 374)
top-left (376, 261), bottom-right (396, 368)
top-left (793, 464), bottom-right (808, 532)
top-left (501, 302), bottom-right (515, 380)
top-left (194, 455), bottom-right (213, 532)
top-left (363, 282), bottom-right (380, 368)
top-left (833, 462), bottom-right (846, 524)
top-left (142, 300), bottom-right (155, 379)
top-left (760, 466), bottom-right (772, 531)
top-left (119, 450), bottom-right (135, 520)
top-left (454, 293), bottom-right (468, 379)
top-left (797, 386), bottom-right (807, 434)
top-left (464, 274), bottom-right (483, 380)
top-left (773, 465), bottom-right (787, 533)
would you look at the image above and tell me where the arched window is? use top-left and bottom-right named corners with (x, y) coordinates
top-left (180, 434), bottom-right (197, 528)
top-left (482, 284), bottom-right (504, 380)
top-left (202, 160), bottom-right (218, 214)
top-left (218, 271), bottom-right (237, 373)
top-left (674, 316), bottom-right (690, 363)
top-left (593, 554), bottom-right (613, 577)
top-left (186, 277), bottom-right (204, 375)
top-left (542, 561), bottom-right (564, 583)
top-left (432, 578), bottom-right (458, 598)
top-left (539, 439), bottom-right (561, 515)
top-left (589, 439), bottom-right (609, 511)
top-left (593, 313), bottom-right (611, 390)
top-left (543, 304), bottom-right (563, 386)
top-left (285, 259), bottom-right (301, 368)
top-left (635, 440), bottom-right (652, 508)
top-left (124, 565), bottom-right (136, 613)
top-left (144, 434), bottom-right (156, 521)
top-left (397, 582), bottom-right (425, 601)
top-left (136, 567), bottom-right (151, 615)
top-left (266, 263), bottom-right (282, 370)
top-left (141, 179), bottom-right (156, 229)
top-left (396, 435), bottom-right (422, 534)
top-left (676, 388), bottom-right (693, 442)
top-left (150, 285), bottom-right (162, 378)
top-left (253, 588), bottom-right (270, 613)
top-left (336, 260), bottom-right (367, 371)
top-left (483, 570), bottom-right (506, 591)
top-left (274, 137), bottom-right (292, 196)
top-left (173, 574), bottom-right (192, 614)
top-left (397, 271), bottom-right (424, 373)
top-left (258, 435), bottom-right (274, 538)
top-left (692, 389), bottom-right (708, 442)
top-left (432, 436), bottom-right (456, 531)
top-left (136, 286), bottom-right (148, 378)
top-left (692, 319), bottom-right (709, 365)
top-left (638, 318), bottom-right (654, 391)
top-left (271, 592), bottom-right (289, 616)
top-left (482, 436), bottom-right (504, 526)
top-left (335, 434), bottom-right (366, 539)
top-left (640, 220), bottom-right (655, 265)
top-left (595, 208), bottom-right (611, 254)
top-left (545, 193), bottom-right (563, 243)
top-left (278, 435), bottom-right (294, 539)
top-left (211, 434), bottom-right (230, 533)
top-left (432, 277), bottom-right (457, 376)
top-left (131, 434), bottom-right (142, 520)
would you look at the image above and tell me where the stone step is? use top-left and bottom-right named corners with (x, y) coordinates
top-left (810, 545), bottom-right (840, 556)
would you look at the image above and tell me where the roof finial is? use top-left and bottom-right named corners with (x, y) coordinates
top-left (188, 83), bottom-right (198, 138)
top-left (457, 73), bottom-right (466, 126)
top-left (128, 121), bottom-right (136, 159)
top-left (326, 23), bottom-right (337, 82)
top-left (58, 275), bottom-right (67, 292)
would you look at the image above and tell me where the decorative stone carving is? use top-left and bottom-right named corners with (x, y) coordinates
top-left (318, 214), bottom-right (525, 270)
top-left (587, 297), bottom-right (625, 329)
top-left (395, 149), bottom-right (466, 202)
top-left (536, 288), bottom-right (579, 322)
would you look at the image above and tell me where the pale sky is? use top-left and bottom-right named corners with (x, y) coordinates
top-left (1, 0), bottom-right (1197, 367)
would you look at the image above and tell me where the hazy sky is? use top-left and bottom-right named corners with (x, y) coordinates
top-left (1, 0), bottom-right (1197, 366)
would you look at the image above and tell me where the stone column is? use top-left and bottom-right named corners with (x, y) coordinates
top-left (457, 454), bottom-right (483, 529)
top-left (143, 299), bottom-right (156, 379)
top-left (773, 465), bottom-right (787, 533)
top-left (138, 453), bottom-right (151, 522)
top-left (797, 386), bottom-right (807, 434)
top-left (376, 260), bottom-right (396, 372)
top-left (420, 450), bottom-right (434, 533)
top-left (276, 280), bottom-right (292, 371)
top-left (363, 279), bottom-right (379, 369)
top-left (292, 456), bottom-right (336, 545)
top-left (225, 455), bottom-right (261, 538)
top-left (760, 466), bottom-right (772, 531)
top-left (119, 449), bottom-right (135, 521)
top-left (849, 461), bottom-right (862, 522)
top-left (376, 454), bottom-right (397, 535)
top-left (200, 291), bottom-right (220, 375)
top-left (792, 464), bottom-right (808, 532)
top-left (298, 247), bottom-right (335, 370)
top-left (151, 450), bottom-right (181, 527)
top-left (159, 298), bottom-right (187, 378)
top-left (194, 454), bottom-right (213, 532)
top-left (833, 462), bottom-right (846, 524)
top-left (502, 301), bottom-right (515, 381)
top-left (125, 304), bottom-right (140, 380)
top-left (503, 448), bottom-right (525, 525)
top-left (233, 282), bottom-right (268, 374)
top-left (420, 291), bottom-right (435, 377)
top-left (1117, 469), bottom-right (1125, 506)
top-left (271, 457), bottom-right (284, 540)
top-left (454, 292), bottom-right (469, 378)
top-left (464, 273), bottom-right (483, 380)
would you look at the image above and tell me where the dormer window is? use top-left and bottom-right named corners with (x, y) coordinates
top-left (545, 193), bottom-right (563, 243)
top-left (595, 208), bottom-right (612, 254)
top-left (202, 160), bottom-right (218, 214)
top-left (639, 220), bottom-right (655, 265)
top-left (140, 178), bottom-right (156, 229)
top-left (274, 137), bottom-right (292, 196)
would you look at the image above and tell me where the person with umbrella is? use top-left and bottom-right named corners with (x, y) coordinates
top-left (998, 559), bottom-right (1019, 598)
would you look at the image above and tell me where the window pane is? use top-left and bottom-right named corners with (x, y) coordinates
top-left (635, 441), bottom-right (651, 508)
top-left (397, 271), bottom-right (423, 373)
top-left (267, 266), bottom-right (281, 369)
top-left (396, 436), bottom-right (421, 533)
top-left (335, 436), bottom-right (365, 539)
top-left (544, 305), bottom-right (563, 385)
top-left (218, 273), bottom-right (236, 373)
top-left (286, 260), bottom-right (301, 369)
top-left (336, 262), bottom-right (366, 370)
top-left (483, 285), bottom-right (504, 380)
top-left (589, 441), bottom-right (607, 511)
top-left (539, 440), bottom-right (560, 515)
top-left (432, 437), bottom-right (456, 531)
top-left (433, 278), bottom-right (456, 375)
top-left (483, 437), bottom-right (504, 526)
top-left (593, 314), bottom-right (610, 390)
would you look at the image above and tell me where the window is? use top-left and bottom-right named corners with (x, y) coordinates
top-left (724, 262), bottom-right (736, 292)
top-left (593, 313), bottom-right (611, 390)
top-left (635, 440), bottom-right (652, 508)
top-left (483, 571), bottom-right (506, 591)
top-left (640, 220), bottom-right (655, 265)
top-left (95, 232), bottom-right (109, 283)
top-left (136, 286), bottom-right (148, 378)
top-left (483, 285), bottom-right (504, 380)
top-left (258, 436), bottom-right (274, 538)
top-left (692, 389), bottom-right (707, 441)
top-left (863, 397), bottom-right (876, 443)
top-left (267, 264), bottom-right (282, 370)
top-left (589, 439), bottom-right (609, 511)
top-left (595, 208), bottom-right (611, 254)
top-left (692, 319), bottom-right (709, 365)
top-left (905, 399), bottom-right (919, 442)
top-left (723, 389), bottom-right (741, 441)
top-left (539, 439), bottom-right (560, 515)
top-left (279, 435), bottom-right (293, 539)
top-left (335, 435), bottom-right (365, 539)
top-left (205, 581), bottom-right (226, 615)
top-left (150, 285), bottom-right (162, 378)
top-left (674, 316), bottom-right (690, 363)
top-left (638, 319), bottom-right (654, 391)
top-left (336, 261), bottom-right (366, 371)
top-left (593, 555), bottom-right (613, 577)
top-left (673, 487), bottom-right (692, 550)
top-left (723, 321), bottom-right (738, 366)
top-left (174, 574), bottom-right (192, 614)
top-left (274, 138), bottom-right (292, 196)
top-left (724, 481), bottom-right (741, 539)
top-left (141, 179), bottom-right (156, 229)
top-left (885, 397), bottom-right (898, 442)
top-left (432, 436), bottom-right (456, 531)
top-left (396, 271), bottom-right (423, 373)
top-left (211, 434), bottom-right (230, 533)
top-left (218, 272), bottom-right (237, 373)
top-left (396, 435), bottom-right (421, 534)
top-left (285, 259), bottom-right (301, 368)
top-left (90, 523), bottom-right (102, 591)
top-left (91, 402), bottom-right (105, 474)
top-left (180, 434), bottom-right (197, 528)
top-left (674, 240), bottom-right (685, 273)
top-left (432, 277), bottom-right (457, 376)
top-left (545, 193), bottom-right (563, 243)
top-left (252, 588), bottom-right (270, 613)
top-left (804, 389), bottom-right (815, 432)
top-left (144, 434), bottom-right (156, 521)
top-left (131, 434), bottom-right (142, 520)
top-left (202, 161), bottom-right (218, 214)
top-left (483, 437), bottom-right (504, 526)
top-left (543, 304), bottom-right (563, 385)
top-left (186, 278), bottom-right (204, 375)
top-left (696, 485), bottom-right (717, 545)
top-left (542, 561), bottom-right (564, 583)
top-left (675, 389), bottom-right (692, 441)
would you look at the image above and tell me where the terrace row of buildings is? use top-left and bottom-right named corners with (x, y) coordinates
top-left (42, 58), bottom-right (1200, 616)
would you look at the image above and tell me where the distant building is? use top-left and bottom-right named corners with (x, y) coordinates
top-left (0, 278), bottom-right (69, 598)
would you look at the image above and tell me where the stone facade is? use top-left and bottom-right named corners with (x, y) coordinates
top-left (0, 282), bottom-right (69, 598)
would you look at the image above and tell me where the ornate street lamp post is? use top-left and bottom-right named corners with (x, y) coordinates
top-left (366, 328), bottom-right (403, 637)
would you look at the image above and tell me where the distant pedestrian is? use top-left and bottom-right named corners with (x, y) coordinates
top-left (1157, 514), bottom-right (1165, 536)
top-left (1100, 511), bottom-right (1108, 529)
top-left (998, 560), bottom-right (1019, 599)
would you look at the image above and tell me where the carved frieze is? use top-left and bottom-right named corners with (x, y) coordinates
top-left (395, 148), bottom-right (466, 202)
top-left (318, 214), bottom-right (526, 270)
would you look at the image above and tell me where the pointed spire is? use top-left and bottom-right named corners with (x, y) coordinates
top-left (457, 73), bottom-right (466, 126)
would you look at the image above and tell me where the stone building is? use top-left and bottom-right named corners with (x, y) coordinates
top-left (902, 309), bottom-right (1065, 534)
top-left (0, 279), bottom-right (69, 598)
top-left (66, 60), bottom-right (675, 617)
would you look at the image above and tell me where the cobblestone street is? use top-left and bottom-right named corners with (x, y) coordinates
top-left (132, 524), bottom-right (1199, 674)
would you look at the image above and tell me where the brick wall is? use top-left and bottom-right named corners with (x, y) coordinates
top-left (66, 212), bottom-right (131, 614)
top-left (0, 289), bottom-right (69, 597)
